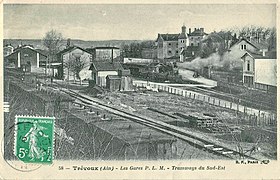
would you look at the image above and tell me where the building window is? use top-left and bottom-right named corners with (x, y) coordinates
top-left (191, 43), bottom-right (194, 46)
top-left (182, 40), bottom-right (184, 43)
top-left (169, 43), bottom-right (171, 46)
top-left (241, 44), bottom-right (247, 50)
top-left (24, 54), bottom-right (29, 57)
top-left (247, 61), bottom-right (250, 71)
top-left (176, 50), bottom-right (178, 54)
top-left (168, 50), bottom-right (172, 54)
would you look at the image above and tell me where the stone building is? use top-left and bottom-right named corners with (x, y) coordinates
top-left (188, 28), bottom-right (207, 46)
top-left (156, 25), bottom-right (207, 61)
top-left (156, 25), bottom-right (188, 60)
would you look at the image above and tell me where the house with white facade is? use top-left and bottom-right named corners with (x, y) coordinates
top-left (241, 50), bottom-right (276, 92)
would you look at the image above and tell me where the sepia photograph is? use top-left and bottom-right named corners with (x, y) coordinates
top-left (1, 1), bottom-right (278, 179)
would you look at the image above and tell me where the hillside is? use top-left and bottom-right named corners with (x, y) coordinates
top-left (3, 39), bottom-right (146, 50)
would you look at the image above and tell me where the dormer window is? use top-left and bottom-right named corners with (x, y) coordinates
top-left (241, 44), bottom-right (247, 50)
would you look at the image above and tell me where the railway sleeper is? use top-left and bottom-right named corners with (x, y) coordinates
top-left (222, 151), bottom-right (233, 155)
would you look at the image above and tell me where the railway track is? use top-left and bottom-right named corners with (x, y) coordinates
top-left (4, 71), bottom-right (258, 160)
top-left (54, 85), bottom-right (258, 160)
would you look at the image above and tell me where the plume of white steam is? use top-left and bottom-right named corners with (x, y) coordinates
top-left (178, 53), bottom-right (223, 70)
top-left (178, 52), bottom-right (243, 71)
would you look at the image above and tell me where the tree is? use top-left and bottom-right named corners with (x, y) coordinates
top-left (43, 30), bottom-right (63, 77)
top-left (268, 27), bottom-right (276, 50)
top-left (120, 41), bottom-right (156, 58)
top-left (65, 54), bottom-right (87, 85)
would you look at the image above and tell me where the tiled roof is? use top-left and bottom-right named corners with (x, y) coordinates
top-left (249, 40), bottom-right (269, 50)
top-left (57, 46), bottom-right (93, 57)
top-left (35, 49), bottom-right (48, 56)
top-left (94, 47), bottom-right (120, 50)
top-left (90, 61), bottom-right (124, 71)
top-left (158, 34), bottom-right (180, 41)
top-left (181, 46), bottom-right (200, 56)
top-left (5, 46), bottom-right (47, 58)
top-left (188, 29), bottom-right (207, 36)
top-left (242, 50), bottom-right (277, 59)
top-left (107, 75), bottom-right (121, 79)
top-left (178, 33), bottom-right (187, 39)
top-left (201, 32), bottom-right (224, 43)
top-left (233, 38), bottom-right (258, 49)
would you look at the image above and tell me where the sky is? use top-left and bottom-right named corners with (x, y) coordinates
top-left (4, 4), bottom-right (276, 40)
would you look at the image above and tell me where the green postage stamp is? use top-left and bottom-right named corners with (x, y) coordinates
top-left (14, 116), bottom-right (55, 164)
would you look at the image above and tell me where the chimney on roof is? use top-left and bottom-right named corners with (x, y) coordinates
top-left (189, 28), bottom-right (191, 34)
top-left (111, 48), bottom-right (114, 63)
top-left (262, 49), bottom-right (267, 57)
top-left (257, 32), bottom-right (261, 43)
top-left (181, 25), bottom-right (186, 34)
top-left (194, 28), bottom-right (196, 31)
top-left (200, 28), bottom-right (204, 32)
top-left (67, 38), bottom-right (71, 48)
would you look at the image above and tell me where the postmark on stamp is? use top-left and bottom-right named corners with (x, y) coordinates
top-left (14, 116), bottom-right (55, 164)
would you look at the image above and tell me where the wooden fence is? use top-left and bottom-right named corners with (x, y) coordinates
top-left (133, 81), bottom-right (276, 127)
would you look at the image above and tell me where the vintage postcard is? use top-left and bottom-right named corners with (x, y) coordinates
top-left (0, 0), bottom-right (279, 179)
